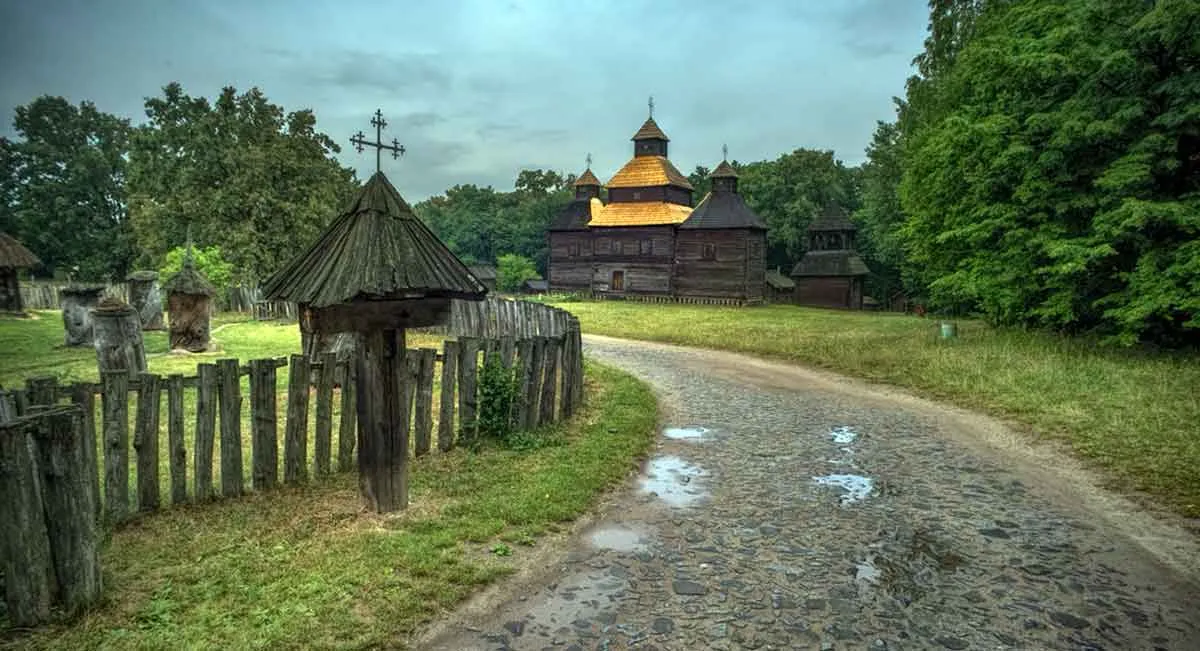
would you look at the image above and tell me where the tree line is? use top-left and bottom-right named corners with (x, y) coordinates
top-left (2, 0), bottom-right (1195, 345)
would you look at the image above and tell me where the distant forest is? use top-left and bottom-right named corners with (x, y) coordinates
top-left (1, 0), bottom-right (1196, 346)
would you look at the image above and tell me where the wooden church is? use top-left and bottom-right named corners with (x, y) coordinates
top-left (547, 109), bottom-right (767, 303)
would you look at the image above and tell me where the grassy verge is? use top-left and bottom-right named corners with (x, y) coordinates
top-left (1, 361), bottom-right (657, 650)
top-left (555, 301), bottom-right (1200, 519)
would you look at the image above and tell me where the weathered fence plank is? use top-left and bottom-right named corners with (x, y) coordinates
top-left (194, 363), bottom-right (218, 501)
top-left (540, 336), bottom-right (560, 425)
top-left (70, 383), bottom-right (102, 518)
top-left (438, 340), bottom-right (459, 452)
top-left (337, 361), bottom-right (356, 472)
top-left (134, 372), bottom-right (161, 511)
top-left (166, 374), bottom-right (187, 504)
top-left (458, 337), bottom-right (480, 441)
top-left (31, 407), bottom-right (103, 614)
top-left (101, 370), bottom-right (130, 520)
top-left (26, 376), bottom-right (57, 407)
top-left (525, 337), bottom-right (546, 429)
top-left (413, 348), bottom-right (435, 457)
top-left (515, 338), bottom-right (535, 430)
top-left (314, 353), bottom-right (335, 475)
top-left (218, 359), bottom-right (243, 497)
top-left (500, 336), bottom-right (515, 369)
top-left (250, 359), bottom-right (279, 489)
top-left (0, 415), bottom-right (55, 626)
top-left (283, 354), bottom-right (310, 483)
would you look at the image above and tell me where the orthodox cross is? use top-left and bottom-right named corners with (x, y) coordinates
top-left (350, 109), bottom-right (405, 173)
top-left (585, 153), bottom-right (593, 169)
top-left (722, 143), bottom-right (729, 162)
top-left (648, 96), bottom-right (655, 118)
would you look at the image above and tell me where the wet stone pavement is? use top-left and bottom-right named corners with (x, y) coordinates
top-left (427, 337), bottom-right (1200, 651)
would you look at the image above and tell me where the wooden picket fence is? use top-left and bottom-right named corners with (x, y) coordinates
top-left (0, 302), bottom-right (583, 626)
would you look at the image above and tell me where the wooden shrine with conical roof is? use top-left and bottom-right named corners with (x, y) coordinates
top-left (789, 203), bottom-right (869, 309)
top-left (547, 102), bottom-right (767, 303)
top-left (263, 110), bottom-right (486, 514)
top-left (0, 231), bottom-right (39, 313)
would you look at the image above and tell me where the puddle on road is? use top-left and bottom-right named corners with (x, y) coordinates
top-left (830, 426), bottom-right (858, 444)
top-left (813, 474), bottom-right (874, 504)
top-left (589, 525), bottom-right (651, 553)
top-left (856, 556), bottom-right (882, 583)
top-left (640, 455), bottom-right (708, 507)
top-left (518, 568), bottom-right (629, 637)
top-left (663, 425), bottom-right (709, 440)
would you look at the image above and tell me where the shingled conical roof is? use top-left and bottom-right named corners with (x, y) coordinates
top-left (808, 203), bottom-right (857, 231)
top-left (710, 160), bottom-right (738, 178)
top-left (262, 171), bottom-right (487, 307)
top-left (631, 117), bottom-right (669, 141)
top-left (163, 247), bottom-right (216, 296)
top-left (0, 231), bottom-right (39, 269)
top-left (573, 168), bottom-right (602, 187)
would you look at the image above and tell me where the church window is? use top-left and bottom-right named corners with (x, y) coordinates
top-left (640, 239), bottom-right (653, 255)
top-left (568, 243), bottom-right (580, 257)
top-left (632, 191), bottom-right (642, 200)
top-left (701, 243), bottom-right (716, 260)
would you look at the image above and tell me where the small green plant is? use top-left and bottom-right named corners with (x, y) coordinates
top-left (467, 353), bottom-right (522, 448)
top-left (490, 543), bottom-right (513, 557)
top-left (159, 245), bottom-right (236, 291)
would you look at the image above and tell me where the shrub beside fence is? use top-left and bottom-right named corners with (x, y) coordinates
top-left (0, 301), bottom-right (583, 627)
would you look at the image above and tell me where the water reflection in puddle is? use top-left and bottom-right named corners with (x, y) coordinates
top-left (856, 556), bottom-right (882, 583)
top-left (640, 455), bottom-right (708, 507)
top-left (830, 426), bottom-right (858, 444)
top-left (813, 474), bottom-right (874, 504)
top-left (589, 526), bottom-right (650, 552)
top-left (663, 426), bottom-right (709, 440)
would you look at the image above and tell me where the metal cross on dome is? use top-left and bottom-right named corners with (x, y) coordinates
top-left (350, 109), bottom-right (405, 173)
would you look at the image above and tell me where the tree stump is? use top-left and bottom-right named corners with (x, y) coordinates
top-left (92, 297), bottom-right (147, 379)
top-left (126, 270), bottom-right (164, 331)
top-left (60, 285), bottom-right (106, 347)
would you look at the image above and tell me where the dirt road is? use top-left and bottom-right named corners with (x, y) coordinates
top-left (417, 335), bottom-right (1200, 650)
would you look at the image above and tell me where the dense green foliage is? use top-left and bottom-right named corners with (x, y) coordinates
top-left (158, 245), bottom-right (235, 292)
top-left (859, 0), bottom-right (1200, 345)
top-left (496, 253), bottom-right (540, 292)
top-left (415, 170), bottom-right (573, 272)
top-left (0, 97), bottom-right (133, 279)
top-left (127, 83), bottom-right (358, 283)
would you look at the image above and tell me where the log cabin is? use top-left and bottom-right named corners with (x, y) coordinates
top-left (547, 113), bottom-right (767, 303)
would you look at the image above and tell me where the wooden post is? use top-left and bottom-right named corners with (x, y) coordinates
top-left (283, 354), bottom-right (311, 483)
top-left (413, 348), bottom-right (435, 456)
top-left (70, 383), bottom-right (102, 518)
top-left (217, 359), bottom-right (243, 497)
top-left (194, 363), bottom-right (217, 500)
top-left (0, 413), bottom-right (55, 626)
top-left (101, 370), bottom-right (130, 521)
top-left (250, 360), bottom-right (278, 489)
top-left (314, 353), bottom-right (335, 475)
top-left (356, 329), bottom-right (408, 513)
top-left (166, 374), bottom-right (187, 504)
top-left (458, 337), bottom-right (480, 442)
top-left (29, 407), bottom-right (103, 614)
top-left (525, 337), bottom-right (546, 429)
top-left (438, 340), bottom-right (459, 452)
top-left (540, 337), bottom-right (561, 424)
top-left (133, 372), bottom-right (162, 511)
top-left (337, 361), bottom-right (356, 472)
top-left (571, 319), bottom-right (584, 410)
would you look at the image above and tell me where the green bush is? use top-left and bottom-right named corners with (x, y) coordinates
top-left (159, 245), bottom-right (235, 291)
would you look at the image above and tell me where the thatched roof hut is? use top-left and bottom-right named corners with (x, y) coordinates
top-left (0, 232), bottom-right (40, 312)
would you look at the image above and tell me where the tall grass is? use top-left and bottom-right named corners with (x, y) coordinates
top-left (557, 301), bottom-right (1200, 518)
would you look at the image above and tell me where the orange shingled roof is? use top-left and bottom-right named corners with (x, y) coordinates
top-left (586, 199), bottom-right (694, 227)
top-left (605, 156), bottom-right (694, 190)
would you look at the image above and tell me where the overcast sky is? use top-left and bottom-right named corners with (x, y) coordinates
top-left (0, 0), bottom-right (929, 201)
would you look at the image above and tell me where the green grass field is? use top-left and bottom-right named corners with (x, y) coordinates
top-left (0, 312), bottom-right (659, 649)
top-left (554, 301), bottom-right (1200, 519)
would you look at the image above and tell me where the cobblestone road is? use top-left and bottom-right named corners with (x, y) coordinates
top-left (421, 336), bottom-right (1200, 651)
